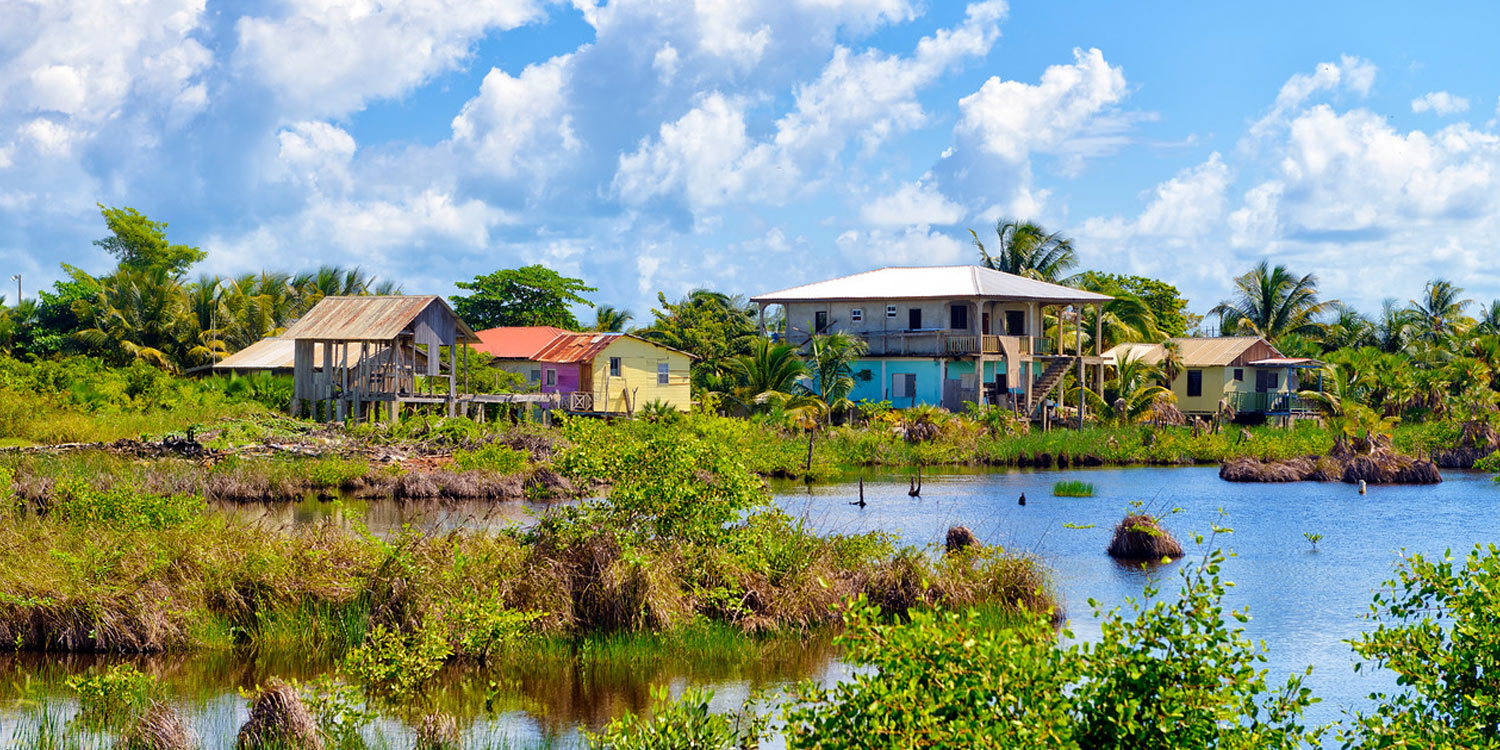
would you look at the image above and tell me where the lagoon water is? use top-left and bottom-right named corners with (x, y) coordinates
top-left (5, 466), bottom-right (1498, 746)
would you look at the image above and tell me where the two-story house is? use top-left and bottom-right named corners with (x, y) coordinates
top-left (751, 265), bottom-right (1112, 413)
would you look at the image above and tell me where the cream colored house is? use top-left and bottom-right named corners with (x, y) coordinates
top-left (1103, 336), bottom-right (1322, 417)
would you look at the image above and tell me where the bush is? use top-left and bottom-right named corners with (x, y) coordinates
top-left (342, 620), bottom-right (451, 701)
top-left (66, 663), bottom-right (156, 724)
top-left (451, 442), bottom-right (529, 474)
top-left (49, 478), bottom-right (203, 531)
top-left (589, 685), bottom-right (763, 750)
top-left (786, 545), bottom-right (1321, 750)
top-left (1340, 544), bottom-right (1500, 747)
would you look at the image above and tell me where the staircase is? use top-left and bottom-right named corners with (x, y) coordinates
top-left (1027, 357), bottom-right (1077, 416)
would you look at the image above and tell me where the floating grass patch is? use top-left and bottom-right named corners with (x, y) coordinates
top-left (1052, 479), bottom-right (1095, 497)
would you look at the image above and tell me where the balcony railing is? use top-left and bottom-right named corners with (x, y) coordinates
top-left (1231, 391), bottom-right (1314, 414)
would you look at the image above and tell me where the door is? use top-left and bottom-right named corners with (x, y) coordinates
top-left (1005, 310), bottom-right (1025, 335)
top-left (982, 312), bottom-right (991, 335)
top-left (908, 308), bottom-right (922, 330)
top-left (814, 310), bottom-right (829, 333)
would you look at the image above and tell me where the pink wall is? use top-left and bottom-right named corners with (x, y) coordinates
top-left (538, 363), bottom-right (582, 393)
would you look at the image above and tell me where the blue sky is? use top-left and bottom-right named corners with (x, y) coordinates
top-left (3, 0), bottom-right (1499, 324)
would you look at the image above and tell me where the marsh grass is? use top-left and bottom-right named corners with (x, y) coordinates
top-left (1052, 480), bottom-right (1095, 497)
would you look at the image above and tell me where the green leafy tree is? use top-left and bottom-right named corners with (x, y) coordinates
top-left (1408, 278), bottom-right (1472, 344)
top-left (451, 265), bottom-right (596, 329)
top-left (639, 290), bottom-right (758, 391)
top-left (1210, 261), bottom-right (1332, 342)
top-left (1082, 272), bottom-right (1192, 337)
top-left (969, 219), bottom-right (1078, 282)
top-left (92, 204), bottom-right (205, 278)
top-left (1340, 544), bottom-right (1500, 748)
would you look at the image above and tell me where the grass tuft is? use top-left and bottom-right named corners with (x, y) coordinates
top-left (1052, 479), bottom-right (1095, 497)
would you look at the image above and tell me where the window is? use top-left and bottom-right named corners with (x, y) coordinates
top-left (908, 308), bottom-right (922, 330)
top-left (657, 362), bottom-right (670, 385)
top-left (528, 369), bottom-right (541, 383)
top-left (814, 310), bottom-right (829, 332)
top-left (1186, 369), bottom-right (1203, 398)
top-left (891, 372), bottom-right (917, 399)
top-left (544, 369), bottom-right (557, 387)
top-left (886, 304), bottom-right (897, 318)
top-left (1005, 310), bottom-right (1026, 335)
top-left (1233, 368), bottom-right (1244, 382)
top-left (609, 357), bottom-right (621, 377)
top-left (850, 308), bottom-right (863, 322)
top-left (949, 304), bottom-right (969, 330)
top-left (1267, 372), bottom-right (1280, 389)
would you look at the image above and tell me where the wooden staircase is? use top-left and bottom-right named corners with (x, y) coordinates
top-left (1027, 357), bottom-right (1077, 416)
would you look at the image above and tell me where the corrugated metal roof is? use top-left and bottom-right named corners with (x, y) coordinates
top-left (212, 337), bottom-right (429, 370)
top-left (752, 265), bottom-right (1112, 304)
top-left (472, 326), bottom-right (569, 359)
top-left (535, 332), bottom-right (620, 364)
top-left (281, 295), bottom-right (480, 343)
top-left (1103, 337), bottom-right (1282, 368)
top-left (1248, 357), bottom-right (1322, 368)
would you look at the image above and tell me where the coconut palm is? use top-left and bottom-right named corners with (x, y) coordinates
top-left (1476, 300), bottom-right (1500, 336)
top-left (806, 332), bottom-right (868, 423)
top-left (1070, 272), bottom-right (1163, 349)
top-left (969, 219), bottom-right (1077, 282)
top-left (591, 305), bottom-right (633, 332)
top-left (1210, 261), bottom-right (1332, 342)
top-left (1374, 299), bottom-right (1415, 353)
top-left (1408, 278), bottom-right (1472, 343)
top-left (1157, 339), bottom-right (1184, 389)
top-left (1321, 306), bottom-right (1376, 352)
top-left (1086, 351), bottom-right (1172, 425)
top-left (727, 338), bottom-right (811, 413)
top-left (72, 268), bottom-right (194, 370)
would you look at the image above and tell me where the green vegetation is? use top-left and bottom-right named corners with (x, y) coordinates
top-left (1052, 479), bottom-right (1095, 497)
top-left (451, 264), bottom-right (597, 330)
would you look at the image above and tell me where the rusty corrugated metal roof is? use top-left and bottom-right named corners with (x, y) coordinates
top-left (281, 295), bottom-right (480, 343)
top-left (534, 332), bottom-right (620, 363)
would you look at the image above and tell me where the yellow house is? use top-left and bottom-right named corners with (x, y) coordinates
top-left (1103, 336), bottom-right (1322, 417)
top-left (472, 327), bottom-right (694, 414)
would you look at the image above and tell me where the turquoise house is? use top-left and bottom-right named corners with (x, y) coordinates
top-left (753, 266), bottom-right (1112, 413)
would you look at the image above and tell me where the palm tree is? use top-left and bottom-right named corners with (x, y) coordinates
top-left (806, 332), bottom-right (868, 423)
top-left (592, 305), bottom-right (633, 332)
top-left (1321, 305), bottom-right (1376, 352)
top-left (1158, 340), bottom-right (1183, 389)
top-left (1374, 299), bottom-right (1415, 353)
top-left (73, 268), bottom-right (194, 370)
top-left (1086, 351), bottom-right (1172, 425)
top-left (1476, 300), bottom-right (1500, 336)
top-left (1209, 261), bottom-right (1332, 342)
top-left (1071, 272), bottom-right (1163, 349)
top-left (727, 338), bottom-right (811, 413)
top-left (969, 219), bottom-right (1077, 282)
top-left (1408, 278), bottom-right (1472, 343)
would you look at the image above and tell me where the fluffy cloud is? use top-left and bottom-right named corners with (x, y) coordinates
top-left (955, 47), bottom-right (1127, 164)
top-left (1248, 55), bottom-right (1375, 138)
top-left (861, 181), bottom-right (964, 226)
top-left (613, 1), bottom-right (1004, 213)
top-left (1411, 91), bottom-right (1470, 115)
top-left (449, 55), bottom-right (580, 181)
top-left (835, 225), bottom-right (965, 266)
top-left (235, 0), bottom-right (545, 119)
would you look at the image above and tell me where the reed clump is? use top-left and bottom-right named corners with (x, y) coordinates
top-left (1052, 479), bottom-right (1095, 497)
top-left (117, 701), bottom-right (195, 750)
top-left (237, 680), bottom-right (322, 750)
top-left (1107, 514), bottom-right (1183, 562)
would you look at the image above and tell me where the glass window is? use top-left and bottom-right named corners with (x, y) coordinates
top-left (1233, 368), bottom-right (1244, 382)
top-left (1186, 369), bottom-right (1203, 398)
top-left (657, 362), bottom-right (670, 385)
top-left (528, 369), bottom-right (540, 383)
top-left (851, 308), bottom-right (863, 322)
top-left (886, 305), bottom-right (897, 318)
top-left (544, 369), bottom-right (556, 386)
top-left (609, 357), bottom-right (621, 377)
top-left (950, 304), bottom-right (968, 330)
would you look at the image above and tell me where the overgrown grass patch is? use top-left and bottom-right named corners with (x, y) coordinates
top-left (1052, 479), bottom-right (1095, 497)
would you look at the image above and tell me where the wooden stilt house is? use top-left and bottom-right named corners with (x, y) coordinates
top-left (282, 295), bottom-right (482, 421)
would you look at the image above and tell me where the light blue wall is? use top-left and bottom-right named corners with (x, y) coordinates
top-left (848, 357), bottom-right (1018, 407)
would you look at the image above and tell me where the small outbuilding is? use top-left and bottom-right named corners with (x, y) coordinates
top-left (281, 295), bottom-right (481, 421)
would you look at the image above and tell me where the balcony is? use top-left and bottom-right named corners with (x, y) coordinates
top-left (1230, 391), bottom-right (1315, 415)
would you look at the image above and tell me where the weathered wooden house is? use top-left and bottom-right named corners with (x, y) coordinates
top-left (282, 295), bottom-right (482, 421)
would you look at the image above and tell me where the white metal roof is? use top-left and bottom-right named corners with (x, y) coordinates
top-left (751, 266), bottom-right (1112, 304)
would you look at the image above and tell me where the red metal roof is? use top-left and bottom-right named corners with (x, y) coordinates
top-left (471, 326), bottom-right (569, 359)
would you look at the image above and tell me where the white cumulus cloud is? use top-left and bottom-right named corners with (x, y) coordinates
top-left (1411, 91), bottom-right (1470, 115)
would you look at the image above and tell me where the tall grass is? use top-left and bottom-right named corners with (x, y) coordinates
top-left (1052, 480), bottom-right (1095, 497)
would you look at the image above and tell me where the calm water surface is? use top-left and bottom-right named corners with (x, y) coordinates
top-left (5, 466), bottom-right (1497, 746)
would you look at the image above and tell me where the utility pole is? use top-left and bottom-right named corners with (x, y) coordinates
top-left (9, 274), bottom-right (18, 305)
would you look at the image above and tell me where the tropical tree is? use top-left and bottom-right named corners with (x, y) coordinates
top-left (93, 204), bottom-right (205, 278)
top-left (72, 268), bottom-right (196, 370)
top-left (1408, 278), bottom-right (1472, 343)
top-left (806, 332), bottom-right (868, 423)
top-left (1086, 351), bottom-right (1172, 424)
top-left (451, 265), bottom-right (596, 329)
top-left (592, 304), bottom-right (633, 332)
top-left (640, 290), bottom-right (759, 392)
top-left (1158, 340), bottom-right (1183, 388)
top-left (1476, 300), bottom-right (1500, 336)
top-left (1374, 298), bottom-right (1416, 353)
top-left (727, 338), bottom-right (810, 413)
top-left (1321, 305), bottom-right (1377, 352)
top-left (969, 219), bottom-right (1077, 282)
top-left (1209, 261), bottom-right (1332, 342)
top-left (1071, 272), bottom-right (1163, 349)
